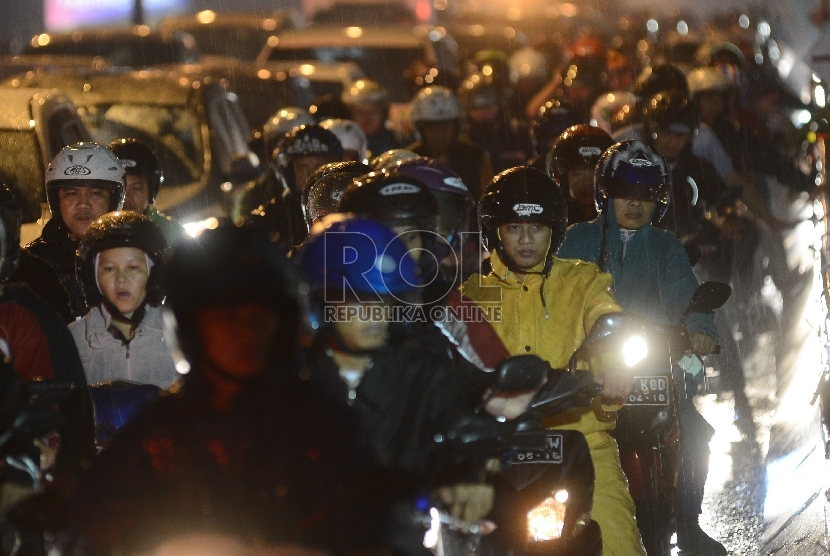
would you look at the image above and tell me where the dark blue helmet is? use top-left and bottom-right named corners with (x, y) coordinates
top-left (299, 214), bottom-right (420, 316)
top-left (273, 124), bottom-right (345, 193)
top-left (594, 140), bottom-right (672, 221)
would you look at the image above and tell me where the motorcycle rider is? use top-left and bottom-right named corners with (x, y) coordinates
top-left (459, 73), bottom-right (532, 173)
top-left (339, 169), bottom-right (439, 268)
top-left (640, 91), bottom-right (727, 240)
top-left (65, 223), bottom-right (392, 555)
top-left (24, 143), bottom-right (125, 318)
top-left (0, 181), bottom-right (93, 485)
top-left (234, 125), bottom-right (345, 252)
top-left (557, 140), bottom-right (727, 555)
top-left (298, 214), bottom-right (493, 554)
top-left (342, 79), bottom-right (407, 157)
top-left (407, 86), bottom-right (493, 200)
top-left (108, 139), bottom-right (187, 244)
top-left (547, 124), bottom-right (615, 225)
top-left (70, 211), bottom-right (177, 389)
top-left (442, 166), bottom-right (646, 555)
top-left (527, 98), bottom-right (583, 172)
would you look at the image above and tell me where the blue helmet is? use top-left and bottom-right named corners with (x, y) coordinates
top-left (594, 140), bottom-right (672, 221)
top-left (300, 214), bottom-right (421, 304)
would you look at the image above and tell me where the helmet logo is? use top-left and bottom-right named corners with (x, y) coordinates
top-left (443, 177), bottom-right (467, 190)
top-left (64, 165), bottom-right (92, 176)
top-left (286, 136), bottom-right (329, 155)
top-left (380, 183), bottom-right (421, 196)
top-left (121, 159), bottom-right (137, 168)
top-left (578, 146), bottom-right (602, 157)
top-left (513, 203), bottom-right (544, 217)
top-left (629, 151), bottom-right (654, 167)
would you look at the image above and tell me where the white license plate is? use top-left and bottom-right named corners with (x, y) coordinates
top-left (627, 376), bottom-right (670, 406)
top-left (504, 433), bottom-right (564, 464)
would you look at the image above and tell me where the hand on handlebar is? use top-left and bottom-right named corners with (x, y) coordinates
top-left (437, 484), bottom-right (495, 523)
top-left (596, 372), bottom-right (634, 404)
top-left (483, 389), bottom-right (539, 420)
top-left (690, 333), bottom-right (719, 356)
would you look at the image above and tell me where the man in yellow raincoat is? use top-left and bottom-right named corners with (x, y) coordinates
top-left (441, 166), bottom-right (645, 556)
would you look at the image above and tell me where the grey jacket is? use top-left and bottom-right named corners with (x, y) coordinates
top-left (69, 305), bottom-right (179, 389)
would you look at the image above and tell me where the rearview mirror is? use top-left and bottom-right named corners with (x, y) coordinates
top-left (684, 282), bottom-right (732, 316)
top-left (493, 355), bottom-right (549, 394)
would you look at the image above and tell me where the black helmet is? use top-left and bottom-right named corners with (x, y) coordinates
top-left (479, 166), bottom-right (568, 275)
top-left (303, 161), bottom-right (372, 205)
top-left (641, 90), bottom-right (700, 139)
top-left (339, 169), bottom-right (439, 232)
top-left (108, 138), bottom-right (163, 204)
top-left (634, 64), bottom-right (690, 102)
top-left (0, 181), bottom-right (21, 283)
top-left (163, 223), bottom-right (301, 366)
top-left (77, 211), bottom-right (168, 310)
top-left (306, 171), bottom-right (360, 225)
top-left (531, 99), bottom-right (583, 157)
top-left (547, 124), bottom-right (615, 190)
top-left (594, 140), bottom-right (672, 221)
top-left (273, 125), bottom-right (345, 193)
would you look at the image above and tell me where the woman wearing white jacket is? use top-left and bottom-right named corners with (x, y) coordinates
top-left (69, 211), bottom-right (179, 389)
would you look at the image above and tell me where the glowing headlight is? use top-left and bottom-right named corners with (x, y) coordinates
top-left (527, 490), bottom-right (568, 541)
top-left (622, 335), bottom-right (648, 367)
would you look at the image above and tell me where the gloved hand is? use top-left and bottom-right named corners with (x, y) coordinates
top-left (437, 484), bottom-right (494, 523)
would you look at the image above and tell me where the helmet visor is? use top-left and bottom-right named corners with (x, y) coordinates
top-left (606, 180), bottom-right (670, 204)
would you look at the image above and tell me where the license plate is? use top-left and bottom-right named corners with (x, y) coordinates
top-left (626, 376), bottom-right (670, 406)
top-left (503, 433), bottom-right (564, 464)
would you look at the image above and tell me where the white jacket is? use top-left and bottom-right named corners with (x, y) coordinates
top-left (69, 305), bottom-right (179, 388)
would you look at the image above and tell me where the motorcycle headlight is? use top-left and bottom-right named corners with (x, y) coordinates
top-left (622, 334), bottom-right (648, 367)
top-left (526, 489), bottom-right (569, 541)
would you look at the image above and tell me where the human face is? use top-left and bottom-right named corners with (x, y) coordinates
top-left (195, 303), bottom-right (279, 379)
top-left (653, 129), bottom-right (690, 162)
top-left (498, 223), bottom-right (552, 272)
top-left (96, 247), bottom-right (149, 318)
top-left (123, 175), bottom-right (150, 213)
top-left (58, 186), bottom-right (111, 240)
top-left (332, 301), bottom-right (390, 352)
top-left (614, 198), bottom-right (656, 230)
top-left (351, 102), bottom-right (386, 136)
top-left (418, 121), bottom-right (458, 157)
top-left (567, 168), bottom-right (596, 207)
top-left (294, 155), bottom-right (336, 196)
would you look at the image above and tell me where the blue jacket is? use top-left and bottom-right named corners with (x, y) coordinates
top-left (557, 203), bottom-right (718, 338)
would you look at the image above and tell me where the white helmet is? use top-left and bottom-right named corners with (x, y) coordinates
top-left (590, 91), bottom-right (637, 134)
top-left (262, 107), bottom-right (315, 154)
top-left (509, 47), bottom-right (549, 83)
top-left (686, 67), bottom-right (734, 96)
top-left (45, 142), bottom-right (126, 219)
top-left (369, 149), bottom-right (419, 170)
top-left (318, 118), bottom-right (369, 162)
top-left (341, 79), bottom-right (390, 106)
top-left (410, 86), bottom-right (463, 125)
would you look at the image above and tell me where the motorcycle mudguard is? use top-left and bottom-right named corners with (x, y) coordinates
top-left (523, 519), bottom-right (602, 556)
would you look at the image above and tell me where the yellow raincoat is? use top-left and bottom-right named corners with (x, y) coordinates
top-left (461, 252), bottom-right (646, 556)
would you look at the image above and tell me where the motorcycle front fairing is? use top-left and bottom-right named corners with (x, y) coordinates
top-left (488, 429), bottom-right (601, 556)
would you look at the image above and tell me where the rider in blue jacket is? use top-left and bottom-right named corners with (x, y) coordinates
top-left (558, 140), bottom-right (726, 556)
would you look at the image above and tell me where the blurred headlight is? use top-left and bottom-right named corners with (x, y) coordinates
top-left (527, 490), bottom-right (569, 541)
top-left (623, 335), bottom-right (648, 367)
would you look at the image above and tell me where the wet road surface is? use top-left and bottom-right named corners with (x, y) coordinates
top-left (690, 192), bottom-right (829, 555)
